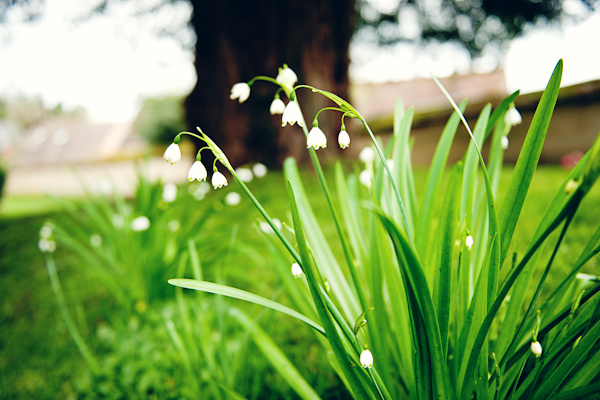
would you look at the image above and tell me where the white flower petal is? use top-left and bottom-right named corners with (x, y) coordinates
top-left (276, 66), bottom-right (298, 89)
top-left (131, 216), bottom-right (150, 232)
top-left (505, 106), bottom-right (522, 126)
top-left (360, 349), bottom-right (374, 368)
top-left (212, 171), bottom-right (228, 189)
top-left (531, 341), bottom-right (542, 357)
top-left (307, 126), bottom-right (327, 150)
top-left (163, 143), bottom-right (182, 165)
top-left (188, 161), bottom-right (208, 182)
top-left (359, 146), bottom-right (375, 163)
top-left (230, 82), bottom-right (251, 103)
top-left (291, 262), bottom-right (303, 278)
top-left (338, 130), bottom-right (350, 149)
top-left (501, 135), bottom-right (509, 150)
top-left (269, 98), bottom-right (286, 115)
top-left (282, 100), bottom-right (303, 127)
top-left (252, 163), bottom-right (268, 178)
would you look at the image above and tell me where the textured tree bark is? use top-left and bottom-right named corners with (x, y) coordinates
top-left (185, 0), bottom-right (355, 168)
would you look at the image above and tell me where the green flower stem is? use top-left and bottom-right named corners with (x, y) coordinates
top-left (229, 169), bottom-right (302, 265)
top-left (293, 84), bottom-right (415, 247)
top-left (248, 76), bottom-right (290, 97)
top-left (357, 112), bottom-right (415, 247)
top-left (313, 107), bottom-right (345, 123)
top-left (295, 102), bottom-right (370, 313)
top-left (45, 253), bottom-right (101, 376)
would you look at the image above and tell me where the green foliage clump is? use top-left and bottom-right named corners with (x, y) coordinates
top-left (133, 96), bottom-right (187, 146)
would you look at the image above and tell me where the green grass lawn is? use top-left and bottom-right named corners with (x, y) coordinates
top-left (0, 164), bottom-right (598, 399)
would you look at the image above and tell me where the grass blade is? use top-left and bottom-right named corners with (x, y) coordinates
top-left (168, 279), bottom-right (325, 336)
top-left (498, 59), bottom-right (563, 267)
top-left (229, 307), bottom-right (321, 400)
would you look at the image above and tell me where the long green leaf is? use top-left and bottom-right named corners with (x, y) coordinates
top-left (168, 279), bottom-right (325, 336)
top-left (372, 208), bottom-right (449, 399)
top-left (229, 308), bottom-right (321, 400)
top-left (417, 99), bottom-right (467, 263)
top-left (433, 161), bottom-right (463, 359)
top-left (533, 319), bottom-right (600, 399)
top-left (498, 59), bottom-right (563, 267)
top-left (287, 182), bottom-right (379, 400)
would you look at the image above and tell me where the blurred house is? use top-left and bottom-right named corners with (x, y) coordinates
top-left (350, 71), bottom-right (600, 166)
top-left (2, 117), bottom-right (192, 196)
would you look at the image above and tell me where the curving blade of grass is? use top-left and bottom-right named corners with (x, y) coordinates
top-left (417, 99), bottom-right (467, 264)
top-left (498, 59), bottom-right (563, 268)
top-left (229, 307), bottom-right (322, 400)
top-left (168, 279), bottom-right (326, 336)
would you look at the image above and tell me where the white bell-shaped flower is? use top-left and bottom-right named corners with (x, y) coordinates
top-left (505, 106), bottom-right (522, 126)
top-left (131, 216), bottom-right (150, 232)
top-left (188, 161), bottom-right (208, 182)
top-left (501, 135), bottom-right (509, 150)
top-left (230, 82), bottom-right (251, 103)
top-left (276, 65), bottom-right (298, 89)
top-left (360, 349), bottom-right (374, 368)
top-left (282, 100), bottom-right (303, 127)
top-left (307, 126), bottom-right (327, 150)
top-left (359, 146), bottom-right (375, 163)
top-left (531, 341), bottom-right (542, 357)
top-left (291, 262), bottom-right (303, 278)
top-left (269, 98), bottom-right (286, 115)
top-left (163, 143), bottom-right (181, 165)
top-left (338, 129), bottom-right (350, 149)
top-left (212, 171), bottom-right (228, 189)
top-left (465, 235), bottom-right (474, 251)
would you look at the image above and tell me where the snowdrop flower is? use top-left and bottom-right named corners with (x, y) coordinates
top-left (269, 98), bottom-right (286, 115)
top-left (90, 234), bottom-right (102, 248)
top-left (465, 235), bottom-right (474, 251)
top-left (225, 191), bottom-right (241, 206)
top-left (291, 262), bottom-right (303, 278)
top-left (338, 128), bottom-right (350, 149)
top-left (359, 146), bottom-right (375, 163)
top-left (276, 65), bottom-right (298, 89)
top-left (38, 239), bottom-right (56, 253)
top-left (565, 179), bottom-right (579, 194)
top-left (212, 171), bottom-right (228, 189)
top-left (40, 224), bottom-right (53, 239)
top-left (505, 106), bottom-right (522, 126)
top-left (576, 272), bottom-right (597, 281)
top-left (163, 143), bottom-right (182, 165)
top-left (162, 183), bottom-right (178, 203)
top-left (252, 163), bottom-right (268, 178)
top-left (235, 167), bottom-right (254, 182)
top-left (531, 341), bottom-right (542, 357)
top-left (188, 161), bottom-right (208, 182)
top-left (359, 170), bottom-right (372, 189)
top-left (360, 349), bottom-right (374, 368)
top-left (501, 135), bottom-right (509, 150)
top-left (230, 82), bottom-right (251, 103)
top-left (282, 100), bottom-right (303, 127)
top-left (131, 216), bottom-right (150, 232)
top-left (259, 218), bottom-right (282, 234)
top-left (307, 126), bottom-right (327, 150)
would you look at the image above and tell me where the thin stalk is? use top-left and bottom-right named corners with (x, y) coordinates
top-left (296, 104), bottom-right (370, 312)
top-left (45, 254), bottom-right (101, 376)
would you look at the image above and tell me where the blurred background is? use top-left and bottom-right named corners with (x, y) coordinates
top-left (1, 0), bottom-right (599, 199)
top-left (1, 0), bottom-right (600, 398)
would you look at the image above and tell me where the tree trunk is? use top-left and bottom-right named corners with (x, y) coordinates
top-left (185, 0), bottom-right (355, 168)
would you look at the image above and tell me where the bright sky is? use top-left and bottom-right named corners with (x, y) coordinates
top-left (1, 0), bottom-right (599, 123)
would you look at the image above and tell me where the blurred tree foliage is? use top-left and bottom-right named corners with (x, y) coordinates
top-left (1, 0), bottom-right (597, 165)
top-left (133, 96), bottom-right (186, 146)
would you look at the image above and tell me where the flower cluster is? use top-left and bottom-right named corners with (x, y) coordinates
top-left (229, 64), bottom-right (353, 151)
